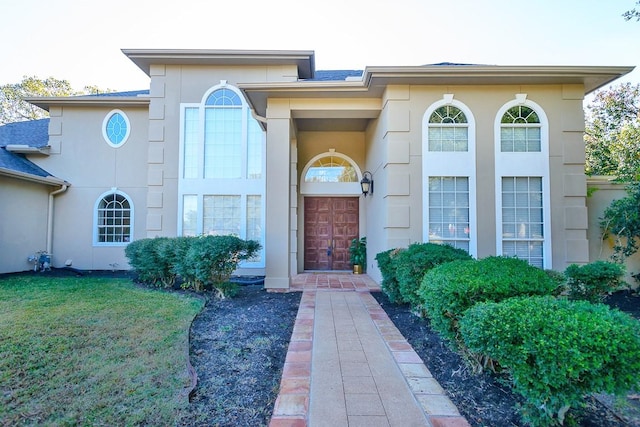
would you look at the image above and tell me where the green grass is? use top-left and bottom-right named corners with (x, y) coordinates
top-left (0, 275), bottom-right (204, 426)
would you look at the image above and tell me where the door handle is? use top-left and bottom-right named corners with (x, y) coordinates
top-left (327, 239), bottom-right (332, 256)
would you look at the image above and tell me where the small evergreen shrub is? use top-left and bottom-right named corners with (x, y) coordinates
top-left (418, 256), bottom-right (556, 343)
top-left (564, 260), bottom-right (625, 302)
top-left (375, 248), bottom-right (404, 303)
top-left (394, 243), bottom-right (472, 308)
top-left (179, 235), bottom-right (261, 298)
top-left (125, 237), bottom-right (171, 286)
top-left (460, 296), bottom-right (640, 426)
top-left (154, 236), bottom-right (195, 287)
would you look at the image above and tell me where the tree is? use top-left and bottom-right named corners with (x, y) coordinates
top-left (584, 82), bottom-right (640, 181)
top-left (0, 76), bottom-right (112, 125)
top-left (623, 0), bottom-right (640, 21)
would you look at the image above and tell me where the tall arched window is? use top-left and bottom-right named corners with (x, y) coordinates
top-left (495, 95), bottom-right (551, 269)
top-left (422, 95), bottom-right (477, 256)
top-left (179, 83), bottom-right (266, 267)
top-left (94, 190), bottom-right (133, 245)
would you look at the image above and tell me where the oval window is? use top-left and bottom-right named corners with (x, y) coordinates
top-left (103, 110), bottom-right (130, 147)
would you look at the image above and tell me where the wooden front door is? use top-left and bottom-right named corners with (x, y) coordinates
top-left (304, 197), bottom-right (359, 271)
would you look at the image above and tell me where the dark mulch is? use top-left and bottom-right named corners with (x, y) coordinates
top-left (176, 285), bottom-right (301, 427)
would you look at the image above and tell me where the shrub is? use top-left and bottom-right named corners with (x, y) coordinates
top-left (394, 243), bottom-right (472, 308)
top-left (418, 256), bottom-right (556, 343)
top-left (125, 238), bottom-right (171, 286)
top-left (460, 296), bottom-right (640, 426)
top-left (564, 260), bottom-right (625, 302)
top-left (375, 248), bottom-right (404, 303)
top-left (125, 237), bottom-right (197, 288)
top-left (154, 236), bottom-right (196, 287)
top-left (179, 235), bottom-right (261, 298)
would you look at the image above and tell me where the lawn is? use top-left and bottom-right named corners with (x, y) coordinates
top-left (0, 275), bottom-right (204, 426)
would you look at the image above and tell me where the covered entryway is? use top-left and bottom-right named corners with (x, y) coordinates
top-left (304, 197), bottom-right (359, 270)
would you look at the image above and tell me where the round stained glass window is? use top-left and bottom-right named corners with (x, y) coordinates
top-left (103, 110), bottom-right (130, 147)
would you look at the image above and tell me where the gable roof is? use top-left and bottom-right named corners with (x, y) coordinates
top-left (0, 119), bottom-right (68, 186)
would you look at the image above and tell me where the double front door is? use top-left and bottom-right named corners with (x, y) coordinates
top-left (304, 197), bottom-right (359, 271)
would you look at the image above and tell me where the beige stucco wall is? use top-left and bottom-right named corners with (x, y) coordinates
top-left (29, 106), bottom-right (149, 270)
top-left (359, 84), bottom-right (590, 280)
top-left (145, 63), bottom-right (301, 242)
top-left (0, 176), bottom-right (50, 273)
top-left (587, 179), bottom-right (640, 288)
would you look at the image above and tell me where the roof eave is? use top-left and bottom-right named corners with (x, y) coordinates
top-left (5, 145), bottom-right (51, 155)
top-left (0, 168), bottom-right (69, 186)
top-left (24, 96), bottom-right (151, 111)
top-left (122, 48), bottom-right (316, 79)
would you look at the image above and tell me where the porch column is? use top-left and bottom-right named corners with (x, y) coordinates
top-left (264, 100), bottom-right (292, 289)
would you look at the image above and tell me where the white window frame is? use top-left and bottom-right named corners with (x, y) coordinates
top-left (300, 151), bottom-right (363, 196)
top-left (102, 109), bottom-right (131, 148)
top-left (494, 94), bottom-right (552, 269)
top-left (93, 189), bottom-right (134, 246)
top-left (177, 82), bottom-right (266, 267)
top-left (422, 94), bottom-right (477, 257)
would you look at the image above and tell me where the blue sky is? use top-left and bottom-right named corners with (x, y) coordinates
top-left (1, 0), bottom-right (639, 95)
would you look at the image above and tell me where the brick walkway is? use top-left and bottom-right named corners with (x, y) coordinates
top-left (269, 274), bottom-right (470, 427)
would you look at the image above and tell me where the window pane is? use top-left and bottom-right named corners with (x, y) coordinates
top-left (183, 108), bottom-right (199, 179)
top-left (501, 177), bottom-right (544, 267)
top-left (97, 193), bottom-right (131, 243)
top-left (203, 195), bottom-right (241, 236)
top-left (246, 195), bottom-right (262, 262)
top-left (304, 155), bottom-right (357, 183)
top-left (204, 108), bottom-right (242, 178)
top-left (428, 176), bottom-right (469, 250)
top-left (247, 110), bottom-right (263, 179)
top-left (182, 195), bottom-right (198, 236)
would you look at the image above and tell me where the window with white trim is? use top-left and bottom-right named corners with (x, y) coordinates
top-left (501, 177), bottom-right (544, 268)
top-left (428, 177), bottom-right (470, 252)
top-left (495, 95), bottom-right (551, 269)
top-left (178, 84), bottom-right (265, 267)
top-left (422, 95), bottom-right (477, 257)
top-left (102, 110), bottom-right (130, 147)
top-left (94, 191), bottom-right (132, 245)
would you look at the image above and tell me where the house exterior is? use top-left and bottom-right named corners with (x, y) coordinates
top-left (0, 49), bottom-right (634, 288)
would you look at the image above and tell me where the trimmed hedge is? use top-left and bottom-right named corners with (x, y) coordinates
top-left (460, 296), bottom-right (640, 426)
top-left (394, 243), bottom-right (472, 308)
top-left (178, 235), bottom-right (261, 298)
top-left (564, 260), bottom-right (625, 302)
top-left (125, 235), bottom-right (260, 298)
top-left (418, 256), bottom-right (557, 343)
top-left (375, 248), bottom-right (404, 303)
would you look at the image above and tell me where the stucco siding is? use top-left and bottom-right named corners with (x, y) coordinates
top-left (0, 177), bottom-right (50, 274)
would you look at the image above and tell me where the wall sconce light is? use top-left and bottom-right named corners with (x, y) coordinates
top-left (360, 171), bottom-right (374, 197)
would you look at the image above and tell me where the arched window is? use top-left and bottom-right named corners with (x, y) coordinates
top-left (427, 105), bottom-right (468, 152)
top-left (178, 83), bottom-right (266, 267)
top-left (300, 152), bottom-right (362, 195)
top-left (304, 155), bottom-right (358, 183)
top-left (94, 191), bottom-right (133, 245)
top-left (422, 95), bottom-right (477, 256)
top-left (494, 95), bottom-right (550, 268)
top-left (500, 105), bottom-right (541, 152)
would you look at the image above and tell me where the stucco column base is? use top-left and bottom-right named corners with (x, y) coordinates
top-left (265, 276), bottom-right (292, 290)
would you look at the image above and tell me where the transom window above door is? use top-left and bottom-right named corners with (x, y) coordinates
top-left (304, 155), bottom-right (357, 183)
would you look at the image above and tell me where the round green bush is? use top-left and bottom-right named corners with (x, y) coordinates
top-left (418, 256), bottom-right (556, 343)
top-left (394, 243), bottom-right (472, 308)
top-left (460, 296), bottom-right (640, 426)
top-left (564, 260), bottom-right (625, 302)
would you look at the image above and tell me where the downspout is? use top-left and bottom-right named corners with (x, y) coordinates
top-left (47, 184), bottom-right (68, 256)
